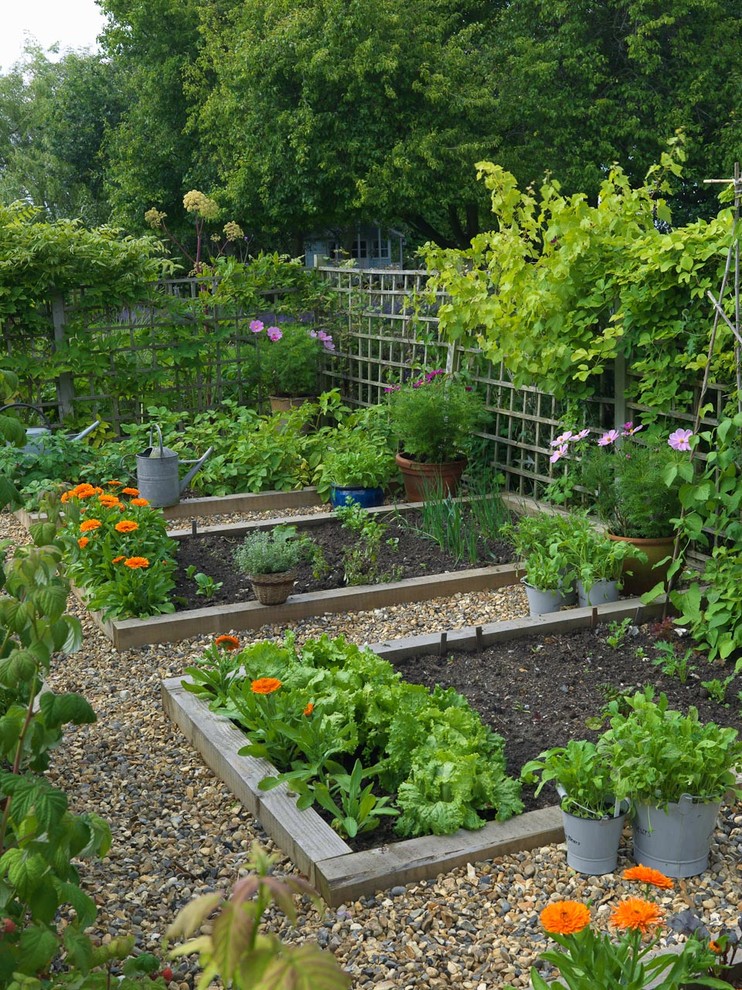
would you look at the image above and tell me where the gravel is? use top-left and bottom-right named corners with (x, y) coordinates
top-left (4, 509), bottom-right (742, 989)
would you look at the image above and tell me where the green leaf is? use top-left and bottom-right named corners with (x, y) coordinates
top-left (16, 924), bottom-right (58, 975)
top-left (254, 943), bottom-right (351, 990)
top-left (39, 692), bottom-right (96, 728)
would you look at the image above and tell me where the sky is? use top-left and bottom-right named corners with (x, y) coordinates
top-left (0, 0), bottom-right (106, 73)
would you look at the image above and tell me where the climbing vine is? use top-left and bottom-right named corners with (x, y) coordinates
top-left (424, 138), bottom-right (738, 413)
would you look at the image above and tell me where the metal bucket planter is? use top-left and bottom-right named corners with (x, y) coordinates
top-left (562, 807), bottom-right (627, 875)
top-left (577, 579), bottom-right (620, 607)
top-left (249, 570), bottom-right (297, 605)
top-left (522, 580), bottom-right (563, 617)
top-left (632, 795), bottom-right (721, 878)
top-left (329, 485), bottom-right (385, 509)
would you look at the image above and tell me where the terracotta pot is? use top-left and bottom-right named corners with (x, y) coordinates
top-left (249, 570), bottom-right (296, 605)
top-left (268, 395), bottom-right (315, 413)
top-left (608, 533), bottom-right (675, 595)
top-left (395, 452), bottom-right (466, 502)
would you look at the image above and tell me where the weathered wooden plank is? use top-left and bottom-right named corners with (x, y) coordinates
top-left (369, 597), bottom-right (668, 660)
top-left (104, 564), bottom-right (521, 649)
top-left (162, 488), bottom-right (325, 520)
top-left (314, 807), bottom-right (564, 905)
top-left (163, 678), bottom-right (351, 886)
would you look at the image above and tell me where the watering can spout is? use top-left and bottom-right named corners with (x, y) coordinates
top-left (180, 446), bottom-right (214, 493)
top-left (70, 420), bottom-right (100, 442)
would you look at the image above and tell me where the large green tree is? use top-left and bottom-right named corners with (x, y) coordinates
top-left (0, 47), bottom-right (124, 223)
top-left (489, 0), bottom-right (740, 217)
top-left (192, 0), bottom-right (504, 249)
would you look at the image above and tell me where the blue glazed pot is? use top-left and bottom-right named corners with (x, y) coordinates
top-left (329, 485), bottom-right (385, 509)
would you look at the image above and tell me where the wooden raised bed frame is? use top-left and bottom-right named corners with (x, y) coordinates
top-left (66, 493), bottom-right (522, 650)
top-left (162, 597), bottom-right (666, 905)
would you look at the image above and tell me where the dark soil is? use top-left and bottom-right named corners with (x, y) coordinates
top-left (303, 620), bottom-right (742, 852)
top-left (171, 510), bottom-right (514, 610)
top-left (398, 619), bottom-right (742, 814)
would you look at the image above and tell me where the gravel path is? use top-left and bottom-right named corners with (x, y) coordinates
top-left (5, 510), bottom-right (742, 989)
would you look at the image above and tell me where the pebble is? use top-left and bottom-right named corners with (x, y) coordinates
top-left (4, 509), bottom-right (742, 990)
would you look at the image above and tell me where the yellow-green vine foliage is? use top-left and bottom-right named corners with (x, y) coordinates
top-left (424, 141), bottom-right (738, 413)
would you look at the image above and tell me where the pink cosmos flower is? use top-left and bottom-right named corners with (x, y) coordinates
top-left (550, 431), bottom-right (573, 447)
top-left (622, 422), bottom-right (644, 437)
top-left (266, 326), bottom-right (283, 341)
top-left (550, 444), bottom-right (569, 464)
top-left (598, 429), bottom-right (620, 446)
top-left (668, 428), bottom-right (694, 451)
top-left (249, 320), bottom-right (264, 333)
top-left (573, 428), bottom-right (591, 441)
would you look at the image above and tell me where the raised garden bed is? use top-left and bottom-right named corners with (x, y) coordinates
top-left (162, 597), bottom-right (671, 904)
top-left (75, 501), bottom-right (520, 649)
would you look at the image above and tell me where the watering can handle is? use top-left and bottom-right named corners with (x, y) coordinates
top-left (148, 423), bottom-right (165, 457)
top-left (0, 403), bottom-right (52, 428)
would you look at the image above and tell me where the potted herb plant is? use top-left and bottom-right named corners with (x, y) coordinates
top-left (252, 319), bottom-right (335, 410)
top-left (233, 524), bottom-right (315, 605)
top-left (522, 739), bottom-right (628, 875)
top-left (323, 447), bottom-right (398, 509)
top-left (385, 370), bottom-right (487, 500)
top-left (597, 689), bottom-right (742, 877)
top-left (564, 516), bottom-right (644, 606)
top-left (505, 512), bottom-right (580, 615)
top-left (549, 424), bottom-right (693, 593)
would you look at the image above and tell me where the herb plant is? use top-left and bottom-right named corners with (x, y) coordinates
top-left (335, 502), bottom-right (402, 585)
top-left (521, 740), bottom-right (620, 821)
top-left (386, 370), bottom-right (487, 462)
top-left (597, 689), bottom-right (742, 808)
top-left (233, 524), bottom-right (315, 576)
top-left (651, 642), bottom-right (696, 684)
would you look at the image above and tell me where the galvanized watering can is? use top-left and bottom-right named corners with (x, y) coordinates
top-left (0, 403), bottom-right (100, 454)
top-left (136, 424), bottom-right (213, 508)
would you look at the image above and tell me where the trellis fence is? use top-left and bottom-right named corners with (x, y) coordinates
top-left (5, 267), bottom-right (727, 497)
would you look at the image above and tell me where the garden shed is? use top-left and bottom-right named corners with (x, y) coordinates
top-left (304, 223), bottom-right (405, 269)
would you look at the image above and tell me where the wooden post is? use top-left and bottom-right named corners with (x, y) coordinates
top-left (51, 293), bottom-right (75, 421)
top-left (613, 350), bottom-right (627, 430)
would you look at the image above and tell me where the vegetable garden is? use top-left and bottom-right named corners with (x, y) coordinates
top-left (0, 156), bottom-right (741, 989)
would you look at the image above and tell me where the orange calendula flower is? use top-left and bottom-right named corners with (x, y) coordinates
top-left (115, 520), bottom-right (139, 533)
top-left (73, 483), bottom-right (97, 499)
top-left (77, 536), bottom-right (89, 549)
top-left (540, 901), bottom-right (591, 936)
top-left (80, 519), bottom-right (102, 532)
top-left (708, 941), bottom-right (723, 954)
top-left (122, 487), bottom-right (140, 496)
top-left (60, 491), bottom-right (72, 503)
top-left (215, 635), bottom-right (240, 650)
top-left (106, 480), bottom-right (123, 487)
top-left (623, 866), bottom-right (674, 890)
top-left (303, 702), bottom-right (314, 716)
top-left (124, 556), bottom-right (149, 569)
top-left (130, 497), bottom-right (150, 507)
top-left (111, 555), bottom-right (125, 564)
top-left (98, 494), bottom-right (120, 508)
top-left (611, 898), bottom-right (662, 934)
top-left (251, 677), bottom-right (282, 695)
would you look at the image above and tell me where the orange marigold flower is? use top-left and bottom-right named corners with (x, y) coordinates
top-left (122, 487), bottom-right (140, 496)
top-left (215, 635), bottom-right (240, 650)
top-left (124, 556), bottom-right (149, 569)
top-left (98, 494), bottom-right (120, 508)
top-left (111, 555), bottom-right (125, 564)
top-left (540, 901), bottom-right (591, 936)
top-left (251, 677), bottom-right (282, 695)
top-left (611, 898), bottom-right (662, 934)
top-left (303, 702), bottom-right (314, 716)
top-left (623, 866), bottom-right (674, 890)
top-left (708, 941), bottom-right (723, 954)
top-left (115, 520), bottom-right (139, 533)
top-left (80, 519), bottom-right (102, 532)
top-left (73, 483), bottom-right (97, 499)
top-left (130, 497), bottom-right (150, 507)
top-left (77, 536), bottom-right (89, 549)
